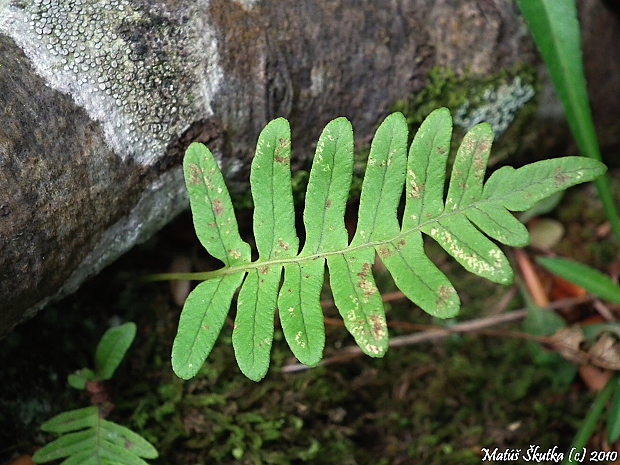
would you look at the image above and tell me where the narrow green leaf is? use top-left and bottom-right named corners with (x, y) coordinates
top-left (378, 232), bottom-right (459, 318)
top-left (483, 157), bottom-right (607, 211)
top-left (445, 123), bottom-right (493, 211)
top-left (32, 429), bottom-right (95, 462)
top-left (251, 117), bottom-right (299, 260)
top-left (183, 142), bottom-right (251, 267)
top-left (57, 449), bottom-right (96, 465)
top-left (608, 381), bottom-right (620, 443)
top-left (101, 419), bottom-right (159, 458)
top-left (279, 117), bottom-right (353, 366)
top-left (466, 204), bottom-right (529, 247)
top-left (279, 260), bottom-right (325, 367)
top-left (40, 406), bottom-right (98, 434)
top-left (423, 215), bottom-right (512, 284)
top-left (403, 107), bottom-right (452, 229)
top-left (95, 322), bottom-right (136, 381)
top-left (517, 0), bottom-right (620, 245)
top-left (234, 267), bottom-right (281, 381)
top-left (352, 112), bottom-right (408, 245)
top-left (328, 250), bottom-right (388, 357)
top-left (516, 0), bottom-right (595, 161)
top-left (99, 441), bottom-right (151, 465)
top-left (172, 274), bottom-right (245, 380)
top-left (302, 117), bottom-right (353, 253)
top-left (537, 257), bottom-right (620, 305)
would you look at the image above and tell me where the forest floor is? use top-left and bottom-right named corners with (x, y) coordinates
top-left (1, 181), bottom-right (618, 465)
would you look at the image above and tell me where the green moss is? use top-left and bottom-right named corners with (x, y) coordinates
top-left (394, 66), bottom-right (539, 166)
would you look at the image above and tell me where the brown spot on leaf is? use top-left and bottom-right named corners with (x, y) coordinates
top-left (370, 314), bottom-right (386, 340)
top-left (437, 147), bottom-right (445, 155)
top-left (188, 163), bottom-right (202, 185)
top-left (554, 169), bottom-right (571, 186)
top-left (397, 239), bottom-right (406, 251)
top-left (357, 263), bottom-right (376, 300)
top-left (325, 199), bottom-right (332, 208)
top-left (260, 266), bottom-right (269, 275)
top-left (278, 239), bottom-right (289, 250)
top-left (378, 247), bottom-right (392, 258)
top-left (436, 285), bottom-right (454, 307)
top-left (274, 155), bottom-right (290, 165)
top-left (213, 198), bottom-right (224, 216)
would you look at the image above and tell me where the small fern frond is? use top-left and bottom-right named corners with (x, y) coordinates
top-left (32, 406), bottom-right (158, 465)
top-left (172, 108), bottom-right (606, 381)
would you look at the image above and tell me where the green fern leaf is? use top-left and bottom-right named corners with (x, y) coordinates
top-left (172, 107), bottom-right (607, 381)
top-left (32, 406), bottom-right (158, 464)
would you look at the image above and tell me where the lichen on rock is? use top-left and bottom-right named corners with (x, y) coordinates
top-left (0, 0), bottom-right (222, 164)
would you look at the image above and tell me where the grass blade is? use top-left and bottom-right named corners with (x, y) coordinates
top-left (516, 0), bottom-right (620, 243)
top-left (537, 257), bottom-right (620, 305)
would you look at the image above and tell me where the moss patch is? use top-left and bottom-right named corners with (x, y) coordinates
top-left (394, 66), bottom-right (539, 167)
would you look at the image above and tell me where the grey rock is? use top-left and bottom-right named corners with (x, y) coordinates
top-left (1, 0), bottom-right (619, 337)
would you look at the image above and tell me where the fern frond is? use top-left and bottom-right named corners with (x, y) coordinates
top-left (172, 108), bottom-right (607, 381)
top-left (32, 406), bottom-right (158, 465)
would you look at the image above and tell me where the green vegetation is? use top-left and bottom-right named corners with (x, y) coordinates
top-left (32, 323), bottom-right (158, 465)
top-left (149, 109), bottom-right (605, 382)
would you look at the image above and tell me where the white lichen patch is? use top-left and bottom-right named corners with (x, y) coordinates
top-left (0, 0), bottom-right (223, 165)
top-left (454, 77), bottom-right (535, 138)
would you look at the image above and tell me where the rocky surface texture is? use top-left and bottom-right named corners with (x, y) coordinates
top-left (1, 0), bottom-right (619, 336)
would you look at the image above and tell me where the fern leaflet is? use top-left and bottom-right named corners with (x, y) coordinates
top-left (32, 406), bottom-right (158, 464)
top-left (171, 108), bottom-right (606, 381)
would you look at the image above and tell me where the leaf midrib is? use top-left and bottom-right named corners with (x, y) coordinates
top-left (169, 197), bottom-right (499, 281)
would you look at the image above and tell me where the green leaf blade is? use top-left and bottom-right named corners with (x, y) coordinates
top-left (172, 273), bottom-right (245, 380)
top-left (327, 250), bottom-right (388, 357)
top-left (537, 257), bottom-right (620, 305)
top-left (101, 419), bottom-right (159, 459)
top-left (516, 0), bottom-right (596, 161)
top-left (184, 142), bottom-right (251, 267)
top-left (353, 112), bottom-right (408, 245)
top-left (403, 107), bottom-right (452, 229)
top-left (303, 117), bottom-right (353, 254)
top-left (251, 118), bottom-right (299, 260)
top-left (233, 266), bottom-right (281, 381)
top-left (483, 157), bottom-right (606, 211)
top-left (423, 216), bottom-right (512, 285)
top-left (95, 322), bottom-right (136, 381)
top-left (279, 260), bottom-right (326, 367)
top-left (445, 123), bottom-right (493, 211)
top-left (379, 232), bottom-right (459, 319)
top-left (466, 204), bottom-right (530, 247)
top-left (32, 429), bottom-right (96, 462)
top-left (39, 406), bottom-right (98, 434)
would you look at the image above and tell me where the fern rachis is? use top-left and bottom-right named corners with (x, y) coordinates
top-left (166, 107), bottom-right (606, 382)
